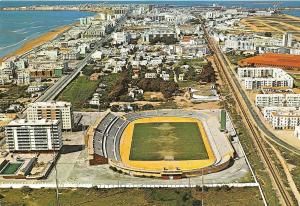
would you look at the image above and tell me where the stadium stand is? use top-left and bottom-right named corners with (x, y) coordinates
top-left (91, 110), bottom-right (235, 178)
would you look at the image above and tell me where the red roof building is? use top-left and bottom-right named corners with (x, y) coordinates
top-left (238, 53), bottom-right (300, 69)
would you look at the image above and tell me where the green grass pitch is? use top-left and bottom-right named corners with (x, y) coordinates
top-left (129, 122), bottom-right (208, 161)
top-left (0, 163), bottom-right (22, 175)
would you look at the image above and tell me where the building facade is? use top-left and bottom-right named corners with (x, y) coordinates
top-left (256, 93), bottom-right (300, 108)
top-left (5, 119), bottom-right (62, 151)
top-left (237, 67), bottom-right (294, 90)
top-left (262, 107), bottom-right (300, 130)
top-left (27, 101), bottom-right (73, 130)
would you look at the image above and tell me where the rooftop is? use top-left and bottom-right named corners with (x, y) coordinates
top-left (239, 53), bottom-right (300, 69)
top-left (7, 119), bottom-right (59, 126)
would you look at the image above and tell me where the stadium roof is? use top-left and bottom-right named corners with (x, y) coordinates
top-left (238, 53), bottom-right (300, 69)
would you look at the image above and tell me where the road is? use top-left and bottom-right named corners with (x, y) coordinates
top-left (35, 10), bottom-right (131, 102)
top-left (202, 25), bottom-right (294, 206)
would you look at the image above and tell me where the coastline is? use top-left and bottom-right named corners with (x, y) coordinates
top-left (0, 25), bottom-right (72, 63)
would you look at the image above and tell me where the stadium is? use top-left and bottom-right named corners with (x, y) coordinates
top-left (87, 109), bottom-right (235, 179)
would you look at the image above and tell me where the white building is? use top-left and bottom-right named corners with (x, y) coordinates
top-left (255, 93), bottom-right (300, 108)
top-left (145, 73), bottom-right (157, 79)
top-left (237, 67), bottom-right (294, 90)
top-left (26, 85), bottom-right (45, 93)
top-left (89, 93), bottom-right (101, 106)
top-left (262, 107), bottom-right (300, 129)
top-left (80, 17), bottom-right (94, 26)
top-left (224, 37), bottom-right (255, 51)
top-left (27, 101), bottom-right (73, 130)
top-left (142, 29), bottom-right (177, 43)
top-left (16, 70), bottom-right (30, 85)
top-left (62, 50), bottom-right (80, 60)
top-left (282, 33), bottom-right (292, 47)
top-left (82, 25), bottom-right (106, 38)
top-left (91, 51), bottom-right (103, 60)
top-left (112, 32), bottom-right (130, 45)
top-left (294, 126), bottom-right (300, 139)
top-left (5, 119), bottom-right (62, 151)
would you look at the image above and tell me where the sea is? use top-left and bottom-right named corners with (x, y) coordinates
top-left (0, 9), bottom-right (94, 57)
top-left (0, 1), bottom-right (300, 58)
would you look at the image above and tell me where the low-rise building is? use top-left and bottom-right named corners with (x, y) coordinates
top-left (255, 93), bottom-right (300, 108)
top-left (26, 85), bottom-right (46, 93)
top-left (262, 106), bottom-right (300, 129)
top-left (62, 50), bottom-right (80, 60)
top-left (89, 93), bottom-right (101, 106)
top-left (145, 73), bottom-right (157, 79)
top-left (237, 67), bottom-right (293, 90)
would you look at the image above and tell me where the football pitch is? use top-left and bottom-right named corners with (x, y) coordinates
top-left (129, 122), bottom-right (208, 161)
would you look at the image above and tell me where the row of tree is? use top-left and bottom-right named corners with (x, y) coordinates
top-left (137, 78), bottom-right (179, 98)
top-left (108, 72), bottom-right (130, 101)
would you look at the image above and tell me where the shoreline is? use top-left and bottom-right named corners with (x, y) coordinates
top-left (0, 25), bottom-right (72, 63)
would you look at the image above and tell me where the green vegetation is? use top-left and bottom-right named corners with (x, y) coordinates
top-left (108, 72), bottom-right (130, 101)
top-left (149, 36), bottom-right (178, 45)
top-left (155, 100), bottom-right (179, 110)
top-left (226, 52), bottom-right (254, 65)
top-left (219, 86), bottom-right (280, 205)
top-left (275, 145), bottom-right (300, 199)
top-left (290, 74), bottom-right (300, 88)
top-left (174, 59), bottom-right (215, 85)
top-left (0, 187), bottom-right (263, 206)
top-left (0, 163), bottom-right (22, 175)
top-left (178, 80), bottom-right (198, 88)
top-left (0, 85), bottom-right (30, 112)
top-left (137, 78), bottom-right (179, 98)
top-left (129, 122), bottom-right (208, 161)
top-left (57, 75), bottom-right (100, 110)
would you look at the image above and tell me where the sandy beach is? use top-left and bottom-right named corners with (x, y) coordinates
top-left (0, 25), bottom-right (71, 63)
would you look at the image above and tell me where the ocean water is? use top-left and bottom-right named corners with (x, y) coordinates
top-left (1, 1), bottom-right (300, 9)
top-left (0, 1), bottom-right (299, 58)
top-left (0, 10), bottom-right (94, 58)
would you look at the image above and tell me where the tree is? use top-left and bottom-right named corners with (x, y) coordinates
top-left (142, 104), bottom-right (154, 110)
top-left (110, 104), bottom-right (120, 112)
top-left (137, 78), bottom-right (178, 99)
top-left (119, 95), bottom-right (134, 102)
top-left (108, 72), bottom-right (130, 101)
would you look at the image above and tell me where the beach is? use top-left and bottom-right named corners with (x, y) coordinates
top-left (0, 25), bottom-right (71, 63)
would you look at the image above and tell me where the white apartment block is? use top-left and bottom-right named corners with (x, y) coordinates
top-left (262, 107), bottom-right (300, 130)
top-left (237, 67), bottom-right (294, 90)
top-left (224, 38), bottom-right (255, 51)
top-left (112, 32), bottom-right (130, 45)
top-left (142, 30), bottom-right (177, 43)
top-left (27, 101), bottom-right (73, 130)
top-left (256, 93), bottom-right (300, 108)
top-left (5, 119), bottom-right (62, 151)
top-left (16, 70), bottom-right (30, 85)
top-left (295, 126), bottom-right (300, 139)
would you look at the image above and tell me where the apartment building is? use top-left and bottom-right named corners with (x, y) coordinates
top-left (262, 107), bottom-right (300, 129)
top-left (5, 119), bottom-right (62, 151)
top-left (237, 67), bottom-right (293, 90)
top-left (82, 25), bottom-right (106, 38)
top-left (112, 32), bottom-right (131, 45)
top-left (256, 93), bottom-right (300, 108)
top-left (142, 29), bottom-right (177, 43)
top-left (295, 126), bottom-right (300, 139)
top-left (27, 101), bottom-right (73, 130)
